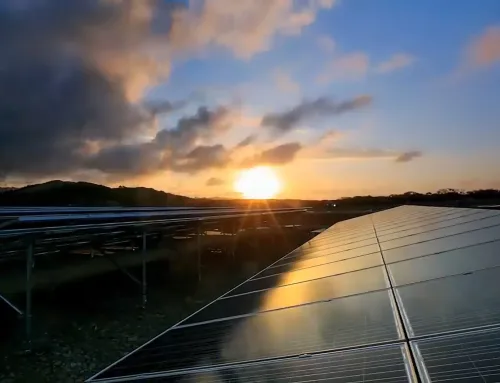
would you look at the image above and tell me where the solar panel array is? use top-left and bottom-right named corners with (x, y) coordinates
top-left (88, 205), bottom-right (500, 382)
top-left (0, 207), bottom-right (304, 262)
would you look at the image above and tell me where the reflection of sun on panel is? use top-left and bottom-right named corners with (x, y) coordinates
top-left (234, 166), bottom-right (281, 199)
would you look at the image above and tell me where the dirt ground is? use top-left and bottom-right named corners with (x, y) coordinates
top-left (0, 232), bottom-right (308, 382)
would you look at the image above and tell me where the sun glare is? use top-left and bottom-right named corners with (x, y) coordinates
top-left (234, 166), bottom-right (281, 199)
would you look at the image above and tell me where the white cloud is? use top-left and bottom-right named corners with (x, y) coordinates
top-left (375, 53), bottom-right (415, 73)
top-left (169, 0), bottom-right (337, 59)
top-left (318, 52), bottom-right (370, 82)
top-left (319, 51), bottom-right (416, 83)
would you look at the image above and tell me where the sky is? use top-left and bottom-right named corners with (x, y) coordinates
top-left (0, 0), bottom-right (500, 199)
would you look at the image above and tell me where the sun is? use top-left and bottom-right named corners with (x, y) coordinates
top-left (234, 166), bottom-right (281, 199)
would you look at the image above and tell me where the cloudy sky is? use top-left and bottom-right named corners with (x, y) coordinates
top-left (1, 0), bottom-right (500, 199)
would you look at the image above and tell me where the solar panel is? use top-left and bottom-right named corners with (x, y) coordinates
top-left (413, 328), bottom-right (500, 382)
top-left (88, 205), bottom-right (500, 382)
top-left (113, 344), bottom-right (414, 382)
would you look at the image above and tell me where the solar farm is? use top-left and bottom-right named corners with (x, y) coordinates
top-left (0, 205), bottom-right (306, 348)
top-left (84, 205), bottom-right (500, 382)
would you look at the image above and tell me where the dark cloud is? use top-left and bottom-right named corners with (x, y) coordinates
top-left (154, 107), bottom-right (231, 153)
top-left (261, 95), bottom-right (372, 134)
top-left (237, 134), bottom-right (257, 148)
top-left (242, 143), bottom-right (302, 167)
top-left (206, 177), bottom-right (225, 186)
top-left (88, 106), bottom-right (233, 175)
top-left (395, 151), bottom-right (422, 163)
top-left (0, 0), bottom-right (171, 179)
top-left (321, 148), bottom-right (423, 163)
top-left (146, 100), bottom-right (188, 116)
top-left (170, 145), bottom-right (229, 173)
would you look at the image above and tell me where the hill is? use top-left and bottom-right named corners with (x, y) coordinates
top-left (0, 181), bottom-right (194, 207)
top-left (1, 181), bottom-right (500, 209)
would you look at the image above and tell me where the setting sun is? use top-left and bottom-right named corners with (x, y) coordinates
top-left (234, 166), bottom-right (281, 199)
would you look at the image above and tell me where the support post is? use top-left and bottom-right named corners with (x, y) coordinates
top-left (141, 231), bottom-right (147, 309)
top-left (254, 214), bottom-right (261, 252)
top-left (197, 221), bottom-right (202, 282)
top-left (231, 220), bottom-right (237, 260)
top-left (25, 239), bottom-right (34, 348)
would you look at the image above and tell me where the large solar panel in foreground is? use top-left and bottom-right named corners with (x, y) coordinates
top-left (88, 206), bottom-right (500, 382)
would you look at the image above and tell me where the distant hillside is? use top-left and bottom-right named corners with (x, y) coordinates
top-left (0, 187), bottom-right (16, 193)
top-left (0, 181), bottom-right (195, 207)
top-left (1, 181), bottom-right (499, 209)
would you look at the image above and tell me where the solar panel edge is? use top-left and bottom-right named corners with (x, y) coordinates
top-left (88, 341), bottom-right (412, 383)
top-left (86, 217), bottom-right (335, 382)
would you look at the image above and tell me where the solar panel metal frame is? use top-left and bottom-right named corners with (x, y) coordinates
top-left (87, 205), bottom-right (500, 382)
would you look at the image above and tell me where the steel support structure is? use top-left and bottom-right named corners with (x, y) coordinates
top-left (141, 231), bottom-right (147, 309)
top-left (197, 221), bottom-right (202, 282)
top-left (25, 239), bottom-right (34, 349)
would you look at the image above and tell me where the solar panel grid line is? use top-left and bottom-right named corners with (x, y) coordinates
top-left (380, 215), bottom-right (500, 247)
top-left (90, 344), bottom-right (412, 383)
top-left (401, 344), bottom-right (420, 383)
top-left (376, 210), bottom-right (500, 242)
top-left (91, 339), bottom-right (409, 383)
top-left (305, 229), bottom-right (376, 243)
top-left (180, 286), bottom-right (394, 328)
top-left (307, 225), bottom-right (375, 238)
top-left (395, 267), bottom-right (500, 337)
top-left (387, 242), bottom-right (500, 286)
top-left (227, 261), bottom-right (387, 296)
top-left (407, 309), bottom-right (500, 331)
top-left (281, 242), bottom-right (380, 265)
top-left (370, 213), bottom-right (423, 383)
top-left (383, 235), bottom-right (500, 265)
top-left (380, 219), bottom-right (500, 253)
top-left (179, 314), bottom-right (403, 347)
top-left (310, 222), bottom-right (374, 234)
top-left (298, 236), bottom-right (378, 252)
top-left (102, 335), bottom-right (404, 381)
top-left (374, 206), bottom-right (470, 222)
top-left (374, 209), bottom-right (481, 234)
top-left (223, 265), bottom-right (388, 300)
top-left (409, 316), bottom-right (500, 340)
top-left (268, 246), bottom-right (382, 270)
top-left (373, 211), bottom-right (455, 230)
top-left (411, 327), bottom-right (500, 382)
top-left (411, 343), bottom-right (432, 383)
top-left (385, 237), bottom-right (500, 266)
top-left (250, 252), bottom-right (383, 281)
top-left (392, 262), bottom-right (500, 290)
top-left (372, 208), bottom-right (462, 229)
top-left (290, 232), bottom-right (376, 252)
top-left (298, 232), bottom-right (376, 249)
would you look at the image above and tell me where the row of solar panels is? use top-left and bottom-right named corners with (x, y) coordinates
top-left (0, 206), bottom-right (227, 216)
top-left (0, 207), bottom-right (305, 262)
top-left (88, 205), bottom-right (500, 382)
top-left (0, 207), bottom-right (304, 237)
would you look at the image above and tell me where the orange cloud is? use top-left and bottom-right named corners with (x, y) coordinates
top-left (466, 25), bottom-right (500, 67)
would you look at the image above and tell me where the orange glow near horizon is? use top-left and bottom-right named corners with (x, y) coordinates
top-left (234, 166), bottom-right (281, 199)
